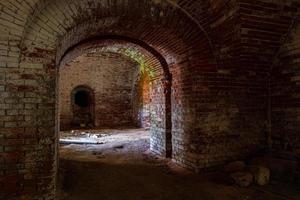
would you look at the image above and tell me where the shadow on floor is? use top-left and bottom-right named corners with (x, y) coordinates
top-left (57, 129), bottom-right (300, 200)
top-left (58, 158), bottom-right (299, 200)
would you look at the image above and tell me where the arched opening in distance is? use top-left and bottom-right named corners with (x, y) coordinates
top-left (71, 85), bottom-right (95, 128)
top-left (4, 1), bottom-right (299, 200)
top-left (0, 1), bottom-right (221, 199)
top-left (58, 36), bottom-right (173, 157)
top-left (74, 90), bottom-right (90, 108)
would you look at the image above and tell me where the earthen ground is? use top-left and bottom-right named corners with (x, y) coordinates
top-left (58, 129), bottom-right (300, 200)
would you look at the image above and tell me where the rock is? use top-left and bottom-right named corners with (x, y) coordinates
top-left (230, 172), bottom-right (253, 187)
top-left (92, 151), bottom-right (102, 155)
top-left (114, 145), bottom-right (124, 149)
top-left (249, 165), bottom-right (270, 186)
top-left (225, 161), bottom-right (246, 173)
top-left (89, 134), bottom-right (98, 139)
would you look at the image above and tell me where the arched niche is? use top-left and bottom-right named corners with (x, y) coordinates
top-left (71, 85), bottom-right (95, 128)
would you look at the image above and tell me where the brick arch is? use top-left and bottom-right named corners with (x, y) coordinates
top-left (59, 36), bottom-right (173, 158)
top-left (58, 36), bottom-right (170, 79)
top-left (18, 0), bottom-right (219, 173)
top-left (55, 18), bottom-right (196, 65)
top-left (20, 0), bottom-right (217, 68)
top-left (21, 0), bottom-right (216, 57)
top-left (60, 41), bottom-right (162, 79)
top-left (0, 1), bottom-right (221, 199)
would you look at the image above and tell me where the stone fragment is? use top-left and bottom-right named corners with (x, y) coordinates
top-left (224, 161), bottom-right (246, 173)
top-left (249, 165), bottom-right (270, 186)
top-left (230, 172), bottom-right (253, 187)
top-left (114, 145), bottom-right (124, 149)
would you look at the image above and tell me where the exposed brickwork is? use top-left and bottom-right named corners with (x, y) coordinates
top-left (1, 0), bottom-right (300, 199)
top-left (59, 39), bottom-right (164, 78)
top-left (132, 73), bottom-right (151, 129)
top-left (236, 0), bottom-right (300, 153)
top-left (272, 15), bottom-right (300, 153)
top-left (59, 52), bottom-right (139, 129)
top-left (58, 39), bottom-right (172, 158)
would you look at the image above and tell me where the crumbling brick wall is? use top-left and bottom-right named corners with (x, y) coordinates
top-left (59, 51), bottom-right (139, 129)
top-left (2, 0), bottom-right (300, 199)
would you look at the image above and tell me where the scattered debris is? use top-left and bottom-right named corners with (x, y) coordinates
top-left (92, 151), bottom-right (102, 155)
top-left (114, 145), bottom-right (124, 149)
top-left (226, 161), bottom-right (270, 187)
top-left (92, 151), bottom-right (105, 159)
top-left (59, 139), bottom-right (100, 145)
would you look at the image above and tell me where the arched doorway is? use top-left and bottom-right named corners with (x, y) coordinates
top-left (71, 85), bottom-right (95, 128)
top-left (59, 37), bottom-right (173, 158)
top-left (3, 0), bottom-right (218, 198)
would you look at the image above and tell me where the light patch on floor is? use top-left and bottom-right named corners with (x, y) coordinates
top-left (58, 128), bottom-right (300, 200)
top-left (59, 128), bottom-right (150, 164)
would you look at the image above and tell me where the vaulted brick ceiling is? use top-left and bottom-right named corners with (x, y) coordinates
top-left (2, 1), bottom-right (300, 199)
top-left (60, 39), bottom-right (163, 79)
top-left (2, 0), bottom-right (218, 73)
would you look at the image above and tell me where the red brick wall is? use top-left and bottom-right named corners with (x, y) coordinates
top-left (272, 17), bottom-right (300, 153)
top-left (0, 49), bottom-right (57, 199)
top-left (132, 73), bottom-right (151, 128)
top-left (59, 51), bottom-right (139, 129)
top-left (3, 0), bottom-right (300, 199)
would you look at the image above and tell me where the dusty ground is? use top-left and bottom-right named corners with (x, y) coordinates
top-left (58, 128), bottom-right (300, 200)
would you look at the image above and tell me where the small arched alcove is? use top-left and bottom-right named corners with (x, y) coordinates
top-left (71, 85), bottom-right (95, 128)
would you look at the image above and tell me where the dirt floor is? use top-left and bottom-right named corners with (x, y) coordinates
top-left (58, 128), bottom-right (300, 200)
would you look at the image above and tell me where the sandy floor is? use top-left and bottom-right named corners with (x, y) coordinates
top-left (58, 128), bottom-right (300, 200)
